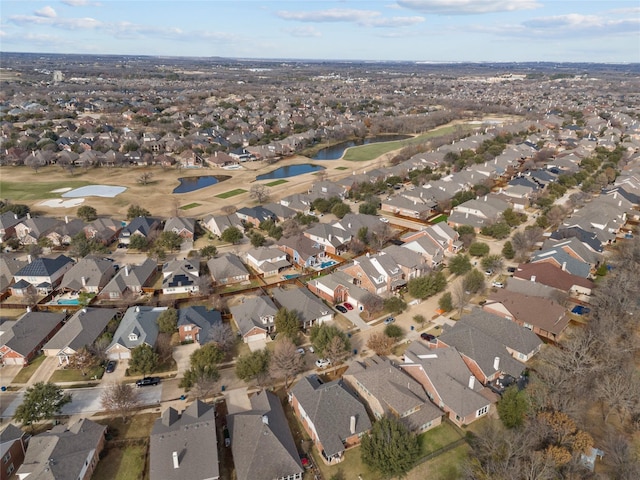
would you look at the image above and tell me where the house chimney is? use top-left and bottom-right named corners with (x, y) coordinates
top-left (561, 262), bottom-right (566, 271)
top-left (14, 213), bottom-right (18, 219)
top-left (135, 306), bottom-right (140, 313)
top-left (26, 306), bottom-right (32, 313)
top-left (172, 451), bottom-right (179, 469)
top-left (27, 254), bottom-right (32, 263)
top-left (262, 414), bottom-right (269, 425)
top-left (350, 415), bottom-right (356, 435)
top-left (494, 356), bottom-right (500, 371)
top-left (484, 195), bottom-right (487, 202)
top-left (530, 275), bottom-right (536, 282)
top-left (468, 375), bottom-right (475, 389)
top-left (124, 265), bottom-right (129, 276)
top-left (65, 216), bottom-right (69, 224)
top-left (81, 276), bottom-right (87, 287)
top-left (27, 213), bottom-right (31, 219)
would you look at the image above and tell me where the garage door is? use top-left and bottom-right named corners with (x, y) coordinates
top-left (108, 351), bottom-right (131, 360)
top-left (2, 357), bottom-right (23, 365)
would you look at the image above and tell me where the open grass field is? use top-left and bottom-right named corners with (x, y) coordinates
top-left (0, 179), bottom-right (91, 201)
top-left (214, 188), bottom-right (248, 199)
top-left (179, 202), bottom-right (201, 210)
top-left (11, 354), bottom-right (45, 384)
top-left (265, 179), bottom-right (288, 187)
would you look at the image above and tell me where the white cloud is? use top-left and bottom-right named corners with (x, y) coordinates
top-left (523, 14), bottom-right (640, 35)
top-left (34, 6), bottom-right (57, 18)
top-left (284, 26), bottom-right (322, 38)
top-left (9, 14), bottom-right (102, 30)
top-left (397, 0), bottom-right (541, 15)
top-left (62, 0), bottom-right (102, 6)
top-left (277, 8), bottom-right (423, 27)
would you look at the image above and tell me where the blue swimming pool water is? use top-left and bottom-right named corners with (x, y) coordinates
top-left (320, 260), bottom-right (337, 268)
top-left (58, 299), bottom-right (80, 305)
top-left (283, 274), bottom-right (300, 280)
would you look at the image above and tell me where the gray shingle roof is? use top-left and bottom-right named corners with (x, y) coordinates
top-left (108, 306), bottom-right (166, 351)
top-left (59, 256), bottom-right (115, 291)
top-left (227, 391), bottom-right (302, 480)
top-left (291, 376), bottom-right (371, 457)
top-left (229, 295), bottom-right (277, 337)
top-left (150, 400), bottom-right (219, 480)
top-left (43, 308), bottom-right (118, 353)
top-left (271, 287), bottom-right (332, 326)
top-left (2, 311), bottom-right (66, 357)
top-left (15, 255), bottom-right (74, 278)
top-left (207, 253), bottom-right (249, 282)
top-left (177, 306), bottom-right (222, 344)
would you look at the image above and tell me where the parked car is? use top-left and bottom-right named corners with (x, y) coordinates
top-left (492, 281), bottom-right (504, 288)
top-left (343, 302), bottom-right (354, 310)
top-left (420, 333), bottom-right (436, 342)
top-left (136, 377), bottom-right (160, 387)
top-left (384, 317), bottom-right (395, 325)
top-left (315, 358), bottom-right (331, 369)
top-left (484, 269), bottom-right (493, 276)
top-left (507, 266), bottom-right (517, 273)
top-left (296, 347), bottom-right (305, 355)
top-left (379, 217), bottom-right (389, 223)
top-left (336, 305), bottom-right (348, 313)
top-left (105, 360), bottom-right (117, 373)
top-left (308, 346), bottom-right (315, 353)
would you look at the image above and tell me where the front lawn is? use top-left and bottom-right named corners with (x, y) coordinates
top-left (93, 443), bottom-right (147, 480)
top-left (49, 365), bottom-right (104, 383)
top-left (11, 354), bottom-right (46, 384)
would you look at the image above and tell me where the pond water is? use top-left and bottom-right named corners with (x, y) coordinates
top-left (173, 176), bottom-right (227, 194)
top-left (312, 135), bottom-right (412, 160)
top-left (256, 164), bottom-right (325, 181)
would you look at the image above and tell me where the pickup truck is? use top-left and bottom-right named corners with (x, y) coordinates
top-left (136, 376), bottom-right (160, 387)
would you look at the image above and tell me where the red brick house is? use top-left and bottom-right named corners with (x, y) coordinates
top-left (0, 424), bottom-right (27, 480)
top-left (0, 311), bottom-right (66, 366)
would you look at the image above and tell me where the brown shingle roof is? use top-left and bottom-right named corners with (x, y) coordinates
top-left (512, 262), bottom-right (595, 291)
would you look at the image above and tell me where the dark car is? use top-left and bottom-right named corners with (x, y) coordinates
top-left (105, 360), bottom-right (117, 373)
top-left (343, 302), bottom-right (354, 310)
top-left (136, 376), bottom-right (160, 387)
top-left (336, 305), bottom-right (348, 313)
top-left (383, 316), bottom-right (395, 325)
top-left (507, 266), bottom-right (517, 274)
top-left (420, 333), bottom-right (436, 342)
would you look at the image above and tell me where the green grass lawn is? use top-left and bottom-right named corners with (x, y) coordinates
top-left (49, 365), bottom-right (104, 383)
top-left (311, 445), bottom-right (382, 480)
top-left (265, 179), bottom-right (288, 187)
top-left (179, 202), bottom-right (201, 210)
top-left (0, 180), bottom-right (90, 201)
top-left (407, 444), bottom-right (471, 480)
top-left (215, 188), bottom-right (247, 199)
top-left (343, 124), bottom-right (475, 162)
top-left (431, 214), bottom-right (448, 224)
top-left (335, 166), bottom-right (349, 170)
top-left (92, 444), bottom-right (147, 480)
top-left (11, 354), bottom-right (46, 384)
top-left (418, 422), bottom-right (464, 456)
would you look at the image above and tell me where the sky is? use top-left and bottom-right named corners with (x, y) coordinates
top-left (1, 1), bottom-right (639, 63)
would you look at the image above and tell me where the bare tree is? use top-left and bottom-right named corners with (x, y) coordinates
top-left (154, 333), bottom-right (174, 365)
top-left (221, 204), bottom-right (237, 215)
top-left (270, 338), bottom-right (305, 389)
top-left (206, 322), bottom-right (235, 353)
top-left (366, 332), bottom-right (395, 356)
top-left (137, 171), bottom-right (154, 185)
top-left (69, 346), bottom-right (99, 376)
top-left (324, 335), bottom-right (349, 366)
top-left (361, 293), bottom-right (384, 320)
top-left (101, 382), bottom-right (140, 423)
top-left (249, 184), bottom-right (271, 204)
top-left (451, 280), bottom-right (472, 317)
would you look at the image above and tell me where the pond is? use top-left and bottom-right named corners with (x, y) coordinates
top-left (256, 164), bottom-right (325, 181)
top-left (172, 175), bottom-right (229, 194)
top-left (311, 134), bottom-right (412, 160)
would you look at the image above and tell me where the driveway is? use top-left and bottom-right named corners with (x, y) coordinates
top-left (0, 365), bottom-right (22, 387)
top-left (25, 356), bottom-right (59, 386)
top-left (341, 309), bottom-right (371, 331)
top-left (172, 342), bottom-right (199, 378)
top-left (101, 358), bottom-right (128, 385)
top-left (224, 386), bottom-right (251, 414)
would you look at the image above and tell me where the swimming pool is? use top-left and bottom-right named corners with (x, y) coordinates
top-left (320, 260), bottom-right (337, 269)
top-left (57, 298), bottom-right (80, 305)
top-left (282, 274), bottom-right (300, 280)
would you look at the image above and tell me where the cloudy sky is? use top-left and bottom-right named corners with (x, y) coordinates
top-left (1, 1), bottom-right (639, 63)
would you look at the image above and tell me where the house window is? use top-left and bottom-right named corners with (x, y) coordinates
top-left (183, 325), bottom-right (192, 331)
top-left (185, 335), bottom-right (192, 341)
top-left (128, 333), bottom-right (138, 341)
top-left (6, 464), bottom-right (14, 476)
top-left (476, 405), bottom-right (489, 417)
top-left (3, 452), bottom-right (11, 463)
top-left (523, 323), bottom-right (533, 330)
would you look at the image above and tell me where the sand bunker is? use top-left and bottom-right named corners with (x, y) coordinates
top-left (51, 187), bottom-right (73, 193)
top-left (62, 185), bottom-right (126, 198)
top-left (39, 198), bottom-right (85, 208)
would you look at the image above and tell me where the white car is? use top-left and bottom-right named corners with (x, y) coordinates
top-left (379, 217), bottom-right (389, 223)
top-left (296, 348), bottom-right (305, 355)
top-left (315, 358), bottom-right (331, 368)
top-left (308, 346), bottom-right (315, 353)
top-left (492, 281), bottom-right (504, 288)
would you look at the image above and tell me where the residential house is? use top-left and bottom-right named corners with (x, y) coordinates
top-left (0, 255), bottom-right (27, 294)
top-left (340, 251), bottom-right (406, 297)
top-left (343, 355), bottom-right (443, 433)
top-left (106, 306), bottom-right (167, 360)
top-left (177, 306), bottom-right (222, 344)
top-left (16, 419), bottom-right (106, 480)
top-left (43, 308), bottom-right (118, 366)
top-left (303, 223), bottom-right (351, 255)
top-left (149, 401), bottom-right (219, 480)
top-left (483, 289), bottom-right (570, 342)
top-left (98, 258), bottom-right (158, 300)
top-left (229, 295), bottom-right (278, 344)
top-left (201, 214), bottom-right (242, 237)
top-left (290, 375), bottom-right (371, 465)
top-left (208, 253), bottom-right (250, 286)
top-left (530, 248), bottom-right (592, 278)
top-left (511, 262), bottom-right (595, 297)
top-left (381, 245), bottom-right (428, 282)
top-left (45, 217), bottom-right (86, 247)
top-left (236, 206), bottom-right (276, 228)
top-left (400, 342), bottom-right (493, 427)
top-left (0, 424), bottom-right (27, 480)
top-left (0, 311), bottom-right (66, 366)
top-left (14, 216), bottom-right (60, 245)
top-left (83, 217), bottom-right (123, 245)
top-left (404, 223), bottom-right (462, 254)
top-left (118, 216), bottom-right (161, 245)
top-left (540, 236), bottom-right (602, 270)
top-left (162, 259), bottom-right (200, 295)
top-left (380, 194), bottom-right (436, 219)
top-left (227, 390), bottom-right (303, 480)
top-left (307, 270), bottom-right (373, 312)
top-left (271, 287), bottom-right (333, 329)
top-left (447, 195), bottom-right (510, 232)
top-left (0, 211), bottom-right (21, 243)
top-left (246, 247), bottom-right (290, 277)
top-left (164, 216), bottom-right (195, 240)
top-left (261, 202), bottom-right (297, 222)
top-left (59, 255), bottom-right (116, 294)
top-left (276, 234), bottom-right (328, 269)
top-left (436, 309), bottom-right (542, 385)
top-left (11, 255), bottom-right (74, 296)
top-left (308, 181), bottom-right (346, 200)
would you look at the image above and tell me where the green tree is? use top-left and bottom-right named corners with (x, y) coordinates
top-left (180, 343), bottom-right (223, 394)
top-left (127, 204), bottom-right (151, 220)
top-left (128, 234), bottom-right (150, 251)
top-left (481, 254), bottom-right (504, 273)
top-left (448, 254), bottom-right (472, 275)
top-left (469, 242), bottom-right (490, 257)
top-left (502, 208), bottom-right (526, 227)
top-left (275, 307), bottom-right (301, 341)
top-left (462, 268), bottom-right (485, 294)
top-left (157, 308), bottom-right (178, 334)
top-left (413, 314), bottom-right (426, 328)
top-left (438, 291), bottom-right (453, 312)
top-left (235, 349), bottom-right (270, 384)
top-left (502, 241), bottom-right (515, 260)
top-left (384, 296), bottom-right (407, 314)
top-left (331, 202), bottom-right (351, 219)
top-left (14, 382), bottom-right (71, 430)
top-left (497, 386), bottom-right (530, 429)
top-left (407, 271), bottom-right (446, 299)
top-left (221, 226), bottom-right (243, 244)
top-left (77, 205), bottom-right (97, 222)
top-left (360, 416), bottom-right (420, 477)
top-left (384, 324), bottom-right (403, 339)
top-left (199, 245), bottom-right (217, 259)
top-left (310, 324), bottom-right (351, 357)
top-left (359, 203), bottom-right (378, 215)
top-left (129, 344), bottom-right (159, 376)
top-left (249, 231), bottom-right (266, 247)
top-left (156, 231), bottom-right (182, 251)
